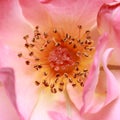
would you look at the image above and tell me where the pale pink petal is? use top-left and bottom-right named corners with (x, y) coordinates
top-left (20, 0), bottom-right (114, 29)
top-left (0, 1), bottom-right (40, 119)
top-left (0, 0), bottom-right (32, 46)
top-left (80, 34), bottom-right (108, 113)
top-left (102, 48), bottom-right (119, 105)
top-left (80, 36), bottom-right (119, 114)
top-left (98, 1), bottom-right (120, 49)
top-left (66, 84), bottom-right (83, 111)
top-left (18, 0), bottom-right (51, 27)
top-left (87, 48), bottom-right (119, 113)
top-left (0, 68), bottom-right (24, 120)
top-left (48, 111), bottom-right (71, 120)
top-left (0, 86), bottom-right (20, 120)
top-left (0, 44), bottom-right (40, 120)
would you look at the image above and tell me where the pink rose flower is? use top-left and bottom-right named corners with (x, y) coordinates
top-left (0, 0), bottom-right (120, 120)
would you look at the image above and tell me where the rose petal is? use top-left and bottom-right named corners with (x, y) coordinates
top-left (0, 0), bottom-right (32, 46)
top-left (66, 84), bottom-right (83, 111)
top-left (80, 34), bottom-right (108, 114)
top-left (48, 111), bottom-right (71, 120)
top-left (102, 48), bottom-right (119, 104)
top-left (19, 0), bottom-right (51, 28)
top-left (0, 68), bottom-right (24, 120)
top-left (20, 0), bottom-right (113, 29)
top-left (97, 1), bottom-right (120, 50)
top-left (80, 36), bottom-right (119, 114)
top-left (0, 85), bottom-right (21, 120)
top-left (0, 44), bottom-right (40, 120)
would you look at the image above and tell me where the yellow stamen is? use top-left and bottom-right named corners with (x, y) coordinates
top-left (18, 25), bottom-right (95, 93)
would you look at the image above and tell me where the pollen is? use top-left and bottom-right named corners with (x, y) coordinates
top-left (18, 25), bottom-right (95, 93)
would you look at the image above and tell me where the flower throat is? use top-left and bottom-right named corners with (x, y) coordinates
top-left (18, 25), bottom-right (95, 93)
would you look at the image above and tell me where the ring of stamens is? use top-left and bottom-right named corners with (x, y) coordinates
top-left (18, 25), bottom-right (95, 93)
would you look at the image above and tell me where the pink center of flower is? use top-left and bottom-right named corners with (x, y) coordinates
top-left (48, 46), bottom-right (75, 72)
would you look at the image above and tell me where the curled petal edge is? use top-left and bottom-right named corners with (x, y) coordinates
top-left (80, 34), bottom-right (119, 114)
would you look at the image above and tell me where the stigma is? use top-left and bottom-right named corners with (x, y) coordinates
top-left (18, 25), bottom-right (95, 93)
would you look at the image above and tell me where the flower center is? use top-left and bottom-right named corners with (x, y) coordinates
top-left (48, 46), bottom-right (75, 72)
top-left (18, 25), bottom-right (95, 93)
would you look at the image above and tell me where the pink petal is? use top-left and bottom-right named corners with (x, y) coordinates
top-left (0, 44), bottom-right (39, 120)
top-left (48, 111), bottom-right (71, 120)
top-left (80, 34), bottom-right (119, 114)
top-left (66, 34), bottom-right (107, 114)
top-left (0, 1), bottom-right (39, 118)
top-left (80, 34), bottom-right (107, 113)
top-left (102, 48), bottom-right (119, 104)
top-left (81, 98), bottom-right (120, 120)
top-left (0, 0), bottom-right (32, 46)
top-left (98, 1), bottom-right (120, 49)
top-left (66, 84), bottom-right (83, 111)
top-left (0, 86), bottom-right (20, 120)
top-left (20, 0), bottom-right (114, 29)
top-left (0, 68), bottom-right (24, 120)
top-left (19, 0), bottom-right (51, 27)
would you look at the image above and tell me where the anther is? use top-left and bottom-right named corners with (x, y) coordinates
top-left (35, 81), bottom-right (40, 86)
top-left (35, 26), bottom-right (39, 29)
top-left (55, 42), bottom-right (60, 47)
top-left (25, 43), bottom-right (29, 48)
top-left (64, 73), bottom-right (68, 78)
top-left (50, 84), bottom-right (54, 88)
top-left (43, 80), bottom-right (49, 87)
top-left (32, 38), bottom-right (35, 42)
top-left (29, 44), bottom-right (35, 48)
top-left (60, 82), bottom-right (64, 86)
top-left (18, 53), bottom-right (22, 57)
top-left (44, 72), bottom-right (47, 76)
top-left (73, 44), bottom-right (77, 48)
top-left (77, 25), bottom-right (82, 29)
top-left (69, 41), bottom-right (72, 44)
top-left (55, 78), bottom-right (58, 83)
top-left (38, 65), bottom-right (42, 69)
top-left (34, 65), bottom-right (42, 70)
top-left (83, 69), bottom-right (88, 72)
top-left (51, 88), bottom-right (57, 93)
top-left (40, 48), bottom-right (44, 51)
top-left (75, 67), bottom-right (79, 71)
top-left (73, 74), bottom-right (77, 78)
top-left (44, 32), bottom-right (48, 38)
top-left (56, 73), bottom-right (60, 77)
top-left (29, 52), bottom-right (34, 56)
top-left (58, 88), bottom-right (63, 92)
top-left (86, 30), bottom-right (90, 34)
top-left (23, 35), bottom-right (29, 40)
top-left (82, 53), bottom-right (89, 57)
top-left (80, 82), bottom-right (84, 87)
top-left (68, 78), bottom-right (72, 83)
top-left (65, 33), bottom-right (69, 38)
top-left (72, 83), bottom-right (76, 87)
top-left (53, 29), bottom-right (57, 33)
top-left (25, 60), bottom-right (30, 65)
top-left (35, 58), bottom-right (40, 61)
